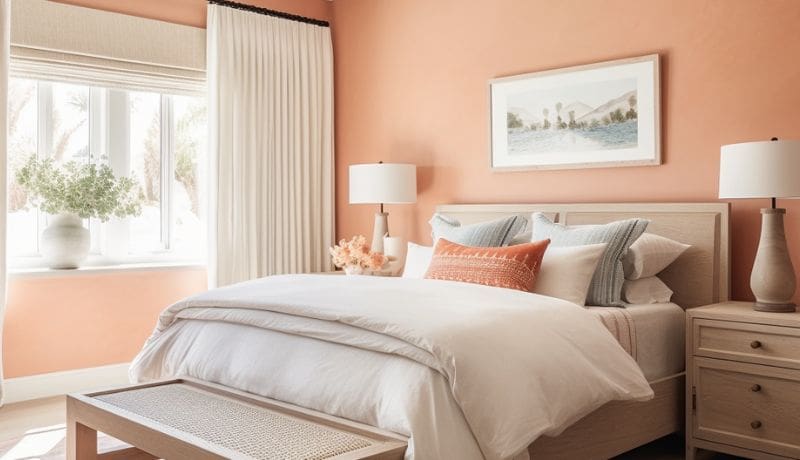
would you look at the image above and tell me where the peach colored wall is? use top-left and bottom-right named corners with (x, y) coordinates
top-left (3, 269), bottom-right (207, 378)
top-left (331, 0), bottom-right (800, 304)
top-left (52, 0), bottom-right (331, 28)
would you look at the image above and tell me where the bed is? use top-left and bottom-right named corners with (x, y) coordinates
top-left (437, 203), bottom-right (730, 459)
top-left (131, 202), bottom-right (730, 460)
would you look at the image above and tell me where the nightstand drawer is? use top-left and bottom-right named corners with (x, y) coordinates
top-left (694, 357), bottom-right (800, 458)
top-left (694, 319), bottom-right (800, 369)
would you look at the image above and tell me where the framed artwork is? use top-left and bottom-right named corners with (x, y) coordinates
top-left (489, 54), bottom-right (660, 171)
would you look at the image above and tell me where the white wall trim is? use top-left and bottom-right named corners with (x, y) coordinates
top-left (3, 363), bottom-right (130, 404)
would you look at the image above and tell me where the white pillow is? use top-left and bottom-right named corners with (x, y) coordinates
top-left (623, 233), bottom-right (690, 280)
top-left (509, 230), bottom-right (533, 246)
top-left (401, 242), bottom-right (434, 278)
top-left (622, 276), bottom-right (674, 304)
top-left (533, 243), bottom-right (607, 306)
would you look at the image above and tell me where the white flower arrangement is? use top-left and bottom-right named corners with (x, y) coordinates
top-left (16, 156), bottom-right (144, 221)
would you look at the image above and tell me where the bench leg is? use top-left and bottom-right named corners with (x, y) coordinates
top-left (67, 419), bottom-right (97, 460)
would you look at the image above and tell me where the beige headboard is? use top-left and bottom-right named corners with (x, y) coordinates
top-left (435, 203), bottom-right (730, 309)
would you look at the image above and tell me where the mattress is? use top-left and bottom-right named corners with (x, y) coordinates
top-left (587, 302), bottom-right (685, 381)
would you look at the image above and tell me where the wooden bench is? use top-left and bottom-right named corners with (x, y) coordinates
top-left (66, 378), bottom-right (408, 460)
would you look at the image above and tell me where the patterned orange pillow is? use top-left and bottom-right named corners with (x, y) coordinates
top-left (424, 238), bottom-right (551, 292)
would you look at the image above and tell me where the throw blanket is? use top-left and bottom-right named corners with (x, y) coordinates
top-left (133, 275), bottom-right (652, 460)
top-left (589, 307), bottom-right (637, 359)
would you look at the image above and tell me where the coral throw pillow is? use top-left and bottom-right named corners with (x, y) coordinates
top-left (424, 238), bottom-right (550, 292)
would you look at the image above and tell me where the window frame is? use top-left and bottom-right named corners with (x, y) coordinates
top-left (8, 76), bottom-right (207, 270)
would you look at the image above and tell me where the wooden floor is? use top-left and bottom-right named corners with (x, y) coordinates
top-left (0, 396), bottom-right (743, 459)
top-left (0, 396), bottom-right (127, 459)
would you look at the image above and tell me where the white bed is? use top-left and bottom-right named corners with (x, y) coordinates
top-left (130, 203), bottom-right (730, 460)
top-left (589, 302), bottom-right (686, 381)
top-left (131, 275), bottom-right (653, 460)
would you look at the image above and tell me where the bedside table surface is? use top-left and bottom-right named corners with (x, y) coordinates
top-left (689, 301), bottom-right (800, 327)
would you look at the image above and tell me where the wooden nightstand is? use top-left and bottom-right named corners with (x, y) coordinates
top-left (686, 301), bottom-right (800, 459)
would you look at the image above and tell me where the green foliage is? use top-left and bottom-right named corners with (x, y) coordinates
top-left (15, 156), bottom-right (143, 221)
top-left (507, 112), bottom-right (524, 129)
top-left (142, 112), bottom-right (161, 203)
top-left (625, 96), bottom-right (638, 120)
top-left (142, 98), bottom-right (205, 215)
top-left (609, 108), bottom-right (626, 123)
top-left (523, 93), bottom-right (638, 133)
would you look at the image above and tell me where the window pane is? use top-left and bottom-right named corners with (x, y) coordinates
top-left (51, 83), bottom-right (90, 164)
top-left (128, 91), bottom-right (163, 253)
top-left (172, 95), bottom-right (206, 254)
top-left (7, 78), bottom-right (39, 256)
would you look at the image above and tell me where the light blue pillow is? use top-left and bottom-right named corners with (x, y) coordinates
top-left (532, 213), bottom-right (649, 307)
top-left (429, 214), bottom-right (526, 247)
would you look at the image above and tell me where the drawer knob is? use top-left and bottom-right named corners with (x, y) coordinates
top-left (750, 340), bottom-right (762, 349)
top-left (751, 420), bottom-right (762, 429)
top-left (751, 384), bottom-right (762, 392)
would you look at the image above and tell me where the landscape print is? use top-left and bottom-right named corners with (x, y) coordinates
top-left (490, 54), bottom-right (659, 170)
top-left (506, 78), bottom-right (638, 155)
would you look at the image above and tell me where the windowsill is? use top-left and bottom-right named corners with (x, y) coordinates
top-left (9, 261), bottom-right (206, 278)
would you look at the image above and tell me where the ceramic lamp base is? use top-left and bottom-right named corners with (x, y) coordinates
top-left (371, 212), bottom-right (388, 253)
top-left (750, 208), bottom-right (797, 313)
top-left (754, 302), bottom-right (797, 313)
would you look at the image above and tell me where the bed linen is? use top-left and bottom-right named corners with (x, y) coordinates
top-left (130, 275), bottom-right (653, 460)
top-left (618, 302), bottom-right (685, 380)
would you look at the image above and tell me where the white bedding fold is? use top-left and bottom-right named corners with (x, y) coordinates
top-left (132, 275), bottom-right (652, 460)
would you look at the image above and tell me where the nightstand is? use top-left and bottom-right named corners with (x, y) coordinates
top-left (686, 301), bottom-right (800, 459)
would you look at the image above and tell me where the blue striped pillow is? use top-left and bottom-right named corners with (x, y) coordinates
top-left (429, 214), bottom-right (526, 247)
top-left (532, 213), bottom-right (649, 307)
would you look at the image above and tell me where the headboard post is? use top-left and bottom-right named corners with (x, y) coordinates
top-left (435, 203), bottom-right (730, 308)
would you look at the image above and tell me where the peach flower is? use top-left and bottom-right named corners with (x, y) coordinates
top-left (329, 235), bottom-right (387, 271)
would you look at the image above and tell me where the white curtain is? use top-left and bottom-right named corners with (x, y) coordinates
top-left (0, 0), bottom-right (10, 406)
top-left (207, 4), bottom-right (334, 287)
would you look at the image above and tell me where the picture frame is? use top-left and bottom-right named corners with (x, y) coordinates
top-left (489, 54), bottom-right (661, 171)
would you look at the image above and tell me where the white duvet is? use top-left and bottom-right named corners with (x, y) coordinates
top-left (130, 275), bottom-right (652, 460)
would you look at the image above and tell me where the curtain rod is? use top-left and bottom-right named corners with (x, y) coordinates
top-left (208, 0), bottom-right (330, 27)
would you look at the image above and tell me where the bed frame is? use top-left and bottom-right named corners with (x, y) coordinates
top-left (436, 202), bottom-right (730, 459)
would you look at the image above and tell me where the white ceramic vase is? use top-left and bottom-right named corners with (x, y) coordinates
top-left (41, 213), bottom-right (90, 269)
top-left (344, 265), bottom-right (366, 276)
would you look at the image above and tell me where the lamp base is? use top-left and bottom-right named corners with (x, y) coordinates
top-left (750, 208), bottom-right (797, 313)
top-left (754, 301), bottom-right (797, 313)
top-left (371, 212), bottom-right (388, 253)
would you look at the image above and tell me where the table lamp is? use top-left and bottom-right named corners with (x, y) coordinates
top-left (349, 162), bottom-right (417, 253)
top-left (719, 138), bottom-right (800, 312)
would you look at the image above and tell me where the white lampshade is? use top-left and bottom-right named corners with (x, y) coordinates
top-left (349, 163), bottom-right (417, 204)
top-left (719, 140), bottom-right (800, 199)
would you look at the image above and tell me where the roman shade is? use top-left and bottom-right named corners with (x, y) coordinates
top-left (9, 0), bottom-right (205, 94)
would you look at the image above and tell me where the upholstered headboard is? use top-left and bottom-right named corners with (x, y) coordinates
top-left (435, 203), bottom-right (730, 309)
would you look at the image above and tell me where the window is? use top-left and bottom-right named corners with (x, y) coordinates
top-left (7, 77), bottom-right (207, 268)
